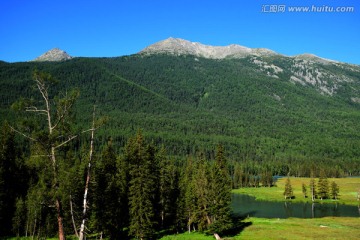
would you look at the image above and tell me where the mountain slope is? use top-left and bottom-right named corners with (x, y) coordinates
top-left (1, 42), bottom-right (360, 175)
top-left (140, 38), bottom-right (360, 96)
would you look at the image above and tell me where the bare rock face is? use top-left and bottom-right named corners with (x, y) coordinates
top-left (139, 37), bottom-right (278, 59)
top-left (33, 48), bottom-right (72, 62)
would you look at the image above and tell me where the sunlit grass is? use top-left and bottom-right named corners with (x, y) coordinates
top-left (238, 217), bottom-right (360, 240)
top-left (160, 217), bottom-right (360, 240)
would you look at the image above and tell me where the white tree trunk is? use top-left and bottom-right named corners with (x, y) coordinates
top-left (79, 107), bottom-right (96, 240)
top-left (214, 233), bottom-right (222, 240)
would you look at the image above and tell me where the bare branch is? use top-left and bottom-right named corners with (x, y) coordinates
top-left (81, 128), bottom-right (96, 134)
top-left (25, 106), bottom-right (48, 114)
top-left (25, 106), bottom-right (48, 117)
top-left (70, 194), bottom-right (79, 238)
top-left (9, 125), bottom-right (38, 142)
top-left (34, 77), bottom-right (53, 134)
top-left (51, 99), bottom-right (76, 131)
top-left (54, 135), bottom-right (78, 150)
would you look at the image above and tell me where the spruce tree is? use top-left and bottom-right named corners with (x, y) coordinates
top-left (12, 197), bottom-right (26, 237)
top-left (157, 147), bottom-right (178, 230)
top-left (317, 170), bottom-right (329, 200)
top-left (178, 156), bottom-right (197, 233)
top-left (93, 139), bottom-right (126, 239)
top-left (192, 153), bottom-right (211, 231)
top-left (330, 181), bottom-right (339, 200)
top-left (128, 132), bottom-right (156, 239)
top-left (208, 144), bottom-right (233, 235)
top-left (232, 163), bottom-right (243, 188)
top-left (283, 177), bottom-right (294, 199)
top-left (302, 183), bottom-right (307, 198)
top-left (0, 122), bottom-right (25, 237)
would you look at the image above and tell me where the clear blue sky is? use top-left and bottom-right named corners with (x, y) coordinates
top-left (1, 0), bottom-right (359, 64)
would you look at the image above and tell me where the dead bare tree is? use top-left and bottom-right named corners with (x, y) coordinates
top-left (70, 194), bottom-right (79, 238)
top-left (79, 106), bottom-right (96, 240)
top-left (10, 71), bottom-right (92, 240)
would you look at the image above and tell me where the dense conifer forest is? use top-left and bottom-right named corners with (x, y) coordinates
top-left (1, 53), bottom-right (360, 238)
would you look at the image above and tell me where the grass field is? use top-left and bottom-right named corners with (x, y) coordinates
top-left (233, 177), bottom-right (360, 206)
top-left (161, 217), bottom-right (360, 240)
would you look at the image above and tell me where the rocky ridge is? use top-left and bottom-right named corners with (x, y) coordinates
top-left (140, 38), bottom-right (360, 96)
top-left (33, 48), bottom-right (72, 62)
top-left (139, 37), bottom-right (278, 59)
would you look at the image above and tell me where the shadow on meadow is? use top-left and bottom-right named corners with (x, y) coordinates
top-left (220, 214), bottom-right (253, 238)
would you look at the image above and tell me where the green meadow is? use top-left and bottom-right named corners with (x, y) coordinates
top-left (161, 217), bottom-right (360, 240)
top-left (233, 177), bottom-right (360, 206)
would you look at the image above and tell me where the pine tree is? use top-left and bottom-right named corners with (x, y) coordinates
top-left (12, 197), bottom-right (26, 237)
top-left (330, 181), bottom-right (339, 200)
top-left (317, 170), bottom-right (329, 200)
top-left (192, 153), bottom-right (211, 231)
top-left (128, 132), bottom-right (156, 239)
top-left (157, 146), bottom-right (179, 230)
top-left (208, 144), bottom-right (233, 236)
top-left (115, 155), bottom-right (130, 233)
top-left (232, 163), bottom-right (243, 188)
top-left (302, 183), bottom-right (307, 198)
top-left (93, 139), bottom-right (126, 239)
top-left (0, 122), bottom-right (24, 237)
top-left (178, 156), bottom-right (197, 233)
top-left (283, 177), bottom-right (294, 199)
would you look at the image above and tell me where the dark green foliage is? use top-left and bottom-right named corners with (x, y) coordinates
top-left (2, 54), bottom-right (360, 238)
top-left (176, 146), bottom-right (234, 235)
top-left (0, 123), bottom-right (27, 237)
top-left (208, 145), bottom-right (233, 234)
top-left (93, 139), bottom-right (128, 239)
top-left (178, 156), bottom-right (197, 233)
top-left (318, 170), bottom-right (329, 200)
top-left (283, 177), bottom-right (294, 199)
top-left (128, 132), bottom-right (157, 239)
top-left (302, 183), bottom-right (307, 198)
top-left (12, 197), bottom-right (26, 237)
top-left (157, 147), bottom-right (179, 230)
top-left (1, 55), bottom-right (360, 177)
top-left (260, 171), bottom-right (274, 187)
top-left (330, 181), bottom-right (339, 200)
top-left (192, 153), bottom-right (211, 231)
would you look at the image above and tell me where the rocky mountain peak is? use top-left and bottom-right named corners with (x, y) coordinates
top-left (33, 48), bottom-right (72, 62)
top-left (139, 37), bottom-right (278, 59)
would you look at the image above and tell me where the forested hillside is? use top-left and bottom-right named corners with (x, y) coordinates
top-left (1, 53), bottom-right (360, 176)
top-left (1, 52), bottom-right (360, 238)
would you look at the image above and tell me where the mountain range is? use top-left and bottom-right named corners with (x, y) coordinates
top-left (32, 38), bottom-right (360, 96)
top-left (1, 38), bottom-right (360, 171)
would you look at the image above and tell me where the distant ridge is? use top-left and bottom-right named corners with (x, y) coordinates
top-left (139, 37), bottom-right (278, 59)
top-left (139, 38), bottom-right (347, 65)
top-left (33, 48), bottom-right (72, 62)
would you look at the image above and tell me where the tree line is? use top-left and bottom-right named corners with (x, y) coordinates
top-left (283, 172), bottom-right (340, 201)
top-left (0, 123), bottom-right (234, 239)
top-left (0, 71), bottom-right (234, 239)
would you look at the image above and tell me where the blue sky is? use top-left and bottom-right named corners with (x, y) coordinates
top-left (1, 0), bottom-right (359, 64)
